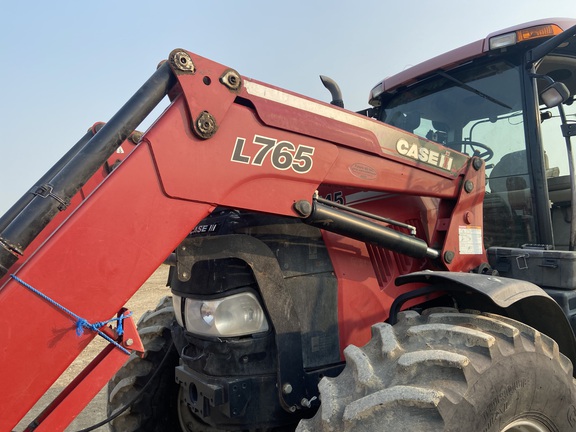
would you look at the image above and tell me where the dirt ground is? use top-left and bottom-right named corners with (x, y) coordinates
top-left (15, 265), bottom-right (171, 432)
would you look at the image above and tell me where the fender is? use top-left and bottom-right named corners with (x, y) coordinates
top-left (394, 270), bottom-right (576, 370)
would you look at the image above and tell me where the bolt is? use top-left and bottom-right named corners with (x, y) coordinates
top-left (220, 69), bottom-right (242, 91)
top-left (293, 200), bottom-right (312, 217)
top-left (444, 250), bottom-right (455, 264)
top-left (282, 383), bottom-right (293, 394)
top-left (129, 131), bottom-right (143, 144)
top-left (464, 180), bottom-right (474, 193)
top-left (170, 50), bottom-right (195, 73)
top-left (194, 111), bottom-right (217, 139)
top-left (472, 157), bottom-right (483, 171)
top-left (125, 338), bottom-right (134, 347)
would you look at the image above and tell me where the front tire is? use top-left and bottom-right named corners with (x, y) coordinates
top-left (297, 309), bottom-right (576, 432)
top-left (107, 296), bottom-right (223, 432)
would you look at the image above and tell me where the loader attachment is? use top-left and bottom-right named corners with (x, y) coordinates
top-left (0, 49), bottom-right (486, 430)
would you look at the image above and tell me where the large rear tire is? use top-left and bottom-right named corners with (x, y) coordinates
top-left (297, 309), bottom-right (576, 432)
top-left (107, 297), bottom-right (222, 432)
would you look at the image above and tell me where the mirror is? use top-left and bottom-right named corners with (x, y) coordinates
top-left (540, 81), bottom-right (571, 108)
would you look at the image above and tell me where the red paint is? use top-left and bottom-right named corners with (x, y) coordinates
top-left (0, 50), bottom-right (486, 430)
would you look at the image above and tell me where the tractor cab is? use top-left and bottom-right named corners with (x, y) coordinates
top-left (371, 19), bottom-right (576, 251)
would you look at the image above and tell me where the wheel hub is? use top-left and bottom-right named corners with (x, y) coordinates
top-left (501, 418), bottom-right (552, 432)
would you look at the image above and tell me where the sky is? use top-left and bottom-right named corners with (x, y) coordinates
top-left (0, 0), bottom-right (575, 215)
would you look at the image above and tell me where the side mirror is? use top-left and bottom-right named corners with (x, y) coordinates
top-left (540, 81), bottom-right (571, 108)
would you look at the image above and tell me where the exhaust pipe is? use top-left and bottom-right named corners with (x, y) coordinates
top-left (320, 75), bottom-right (344, 108)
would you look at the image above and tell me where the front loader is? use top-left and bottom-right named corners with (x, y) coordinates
top-left (2, 18), bottom-right (576, 432)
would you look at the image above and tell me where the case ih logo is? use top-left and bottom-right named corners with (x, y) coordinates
top-left (396, 138), bottom-right (454, 171)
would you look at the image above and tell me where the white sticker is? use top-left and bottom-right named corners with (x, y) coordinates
top-left (459, 226), bottom-right (483, 255)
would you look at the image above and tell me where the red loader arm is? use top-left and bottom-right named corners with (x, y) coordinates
top-left (0, 122), bottom-right (140, 279)
top-left (0, 49), bottom-right (485, 430)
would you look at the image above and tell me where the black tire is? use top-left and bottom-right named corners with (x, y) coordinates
top-left (296, 309), bottom-right (576, 432)
top-left (107, 296), bottom-right (223, 432)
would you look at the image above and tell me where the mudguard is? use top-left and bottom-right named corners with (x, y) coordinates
top-left (395, 270), bottom-right (576, 369)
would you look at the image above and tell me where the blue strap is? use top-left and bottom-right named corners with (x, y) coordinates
top-left (10, 274), bottom-right (132, 355)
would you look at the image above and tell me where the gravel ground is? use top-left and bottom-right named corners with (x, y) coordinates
top-left (15, 265), bottom-right (171, 432)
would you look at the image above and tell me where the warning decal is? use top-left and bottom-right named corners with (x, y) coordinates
top-left (459, 226), bottom-right (483, 255)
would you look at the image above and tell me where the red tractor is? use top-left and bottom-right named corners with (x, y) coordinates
top-left (2, 18), bottom-right (576, 432)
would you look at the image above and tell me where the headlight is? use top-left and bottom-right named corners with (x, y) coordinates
top-left (172, 292), bottom-right (269, 337)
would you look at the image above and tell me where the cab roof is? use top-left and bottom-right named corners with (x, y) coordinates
top-left (369, 17), bottom-right (576, 106)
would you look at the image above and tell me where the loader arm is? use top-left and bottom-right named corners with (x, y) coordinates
top-left (0, 49), bottom-right (485, 430)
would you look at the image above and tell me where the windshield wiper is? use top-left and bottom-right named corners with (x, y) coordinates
top-left (437, 70), bottom-right (512, 110)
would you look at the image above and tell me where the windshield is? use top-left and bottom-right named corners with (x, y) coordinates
top-left (378, 57), bottom-right (536, 248)
top-left (378, 59), bottom-right (526, 172)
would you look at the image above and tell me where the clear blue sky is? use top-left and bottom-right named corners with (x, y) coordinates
top-left (0, 1), bottom-right (574, 214)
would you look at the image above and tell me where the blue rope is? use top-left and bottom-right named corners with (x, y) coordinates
top-left (10, 274), bottom-right (132, 355)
